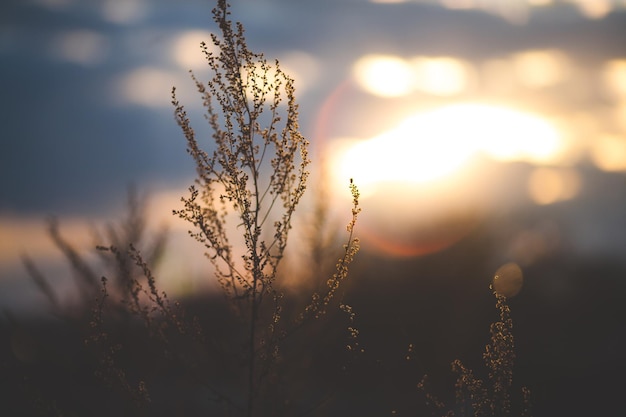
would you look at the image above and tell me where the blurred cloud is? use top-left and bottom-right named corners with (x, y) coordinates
top-left (353, 54), bottom-right (415, 98)
top-left (571, 0), bottom-right (613, 19)
top-left (441, 0), bottom-right (531, 24)
top-left (411, 56), bottom-right (474, 96)
top-left (439, 0), bottom-right (478, 9)
top-left (527, 167), bottom-right (581, 205)
top-left (33, 0), bottom-right (73, 9)
top-left (114, 66), bottom-right (185, 108)
top-left (278, 51), bottom-right (320, 95)
top-left (51, 30), bottom-right (110, 66)
top-left (481, 58), bottom-right (519, 93)
top-left (101, 0), bottom-right (148, 24)
top-left (170, 30), bottom-right (215, 70)
top-left (0, 183), bottom-right (211, 301)
top-left (353, 54), bottom-right (473, 97)
top-left (603, 59), bottom-right (626, 100)
top-left (511, 49), bottom-right (570, 89)
top-left (352, 48), bottom-right (578, 102)
top-left (481, 48), bottom-right (573, 93)
top-left (589, 135), bottom-right (626, 172)
top-left (370, 0), bottom-right (626, 23)
top-left (0, 215), bottom-right (95, 285)
top-left (614, 102), bottom-right (626, 131)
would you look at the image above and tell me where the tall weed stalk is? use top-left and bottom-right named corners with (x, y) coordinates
top-left (136, 0), bottom-right (360, 415)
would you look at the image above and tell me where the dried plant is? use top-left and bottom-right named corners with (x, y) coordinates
top-left (17, 189), bottom-right (169, 415)
top-left (166, 0), bottom-right (361, 415)
top-left (418, 288), bottom-right (532, 417)
top-left (19, 2), bottom-right (361, 416)
top-left (22, 187), bottom-right (167, 319)
top-left (14, 2), bottom-right (536, 417)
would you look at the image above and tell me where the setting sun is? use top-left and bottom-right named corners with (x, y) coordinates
top-left (326, 102), bottom-right (566, 258)
top-left (329, 103), bottom-right (564, 197)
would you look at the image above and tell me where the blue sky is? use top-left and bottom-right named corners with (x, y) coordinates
top-left (2, 0), bottom-right (626, 311)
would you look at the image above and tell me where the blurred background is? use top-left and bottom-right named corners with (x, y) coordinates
top-left (2, 0), bottom-right (626, 415)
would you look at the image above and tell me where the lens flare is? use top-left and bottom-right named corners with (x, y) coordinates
top-left (327, 103), bottom-right (566, 257)
top-left (493, 262), bottom-right (524, 298)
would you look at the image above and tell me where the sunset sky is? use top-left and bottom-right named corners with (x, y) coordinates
top-left (2, 0), bottom-right (626, 312)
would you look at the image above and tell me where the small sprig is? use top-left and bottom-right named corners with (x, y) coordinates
top-left (301, 180), bottom-right (361, 320)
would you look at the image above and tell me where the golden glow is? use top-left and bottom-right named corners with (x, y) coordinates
top-left (0, 216), bottom-right (94, 264)
top-left (353, 54), bottom-right (471, 97)
top-left (215, 51), bottom-right (318, 101)
top-left (527, 167), bottom-right (581, 205)
top-left (512, 49), bottom-right (569, 88)
top-left (330, 103), bottom-right (565, 197)
top-left (470, 105), bottom-right (562, 164)
top-left (145, 187), bottom-right (218, 294)
top-left (411, 56), bottom-right (471, 96)
top-left (614, 102), bottom-right (626, 132)
top-left (171, 30), bottom-right (214, 70)
top-left (482, 59), bottom-right (517, 93)
top-left (353, 55), bottom-right (414, 97)
top-left (603, 59), bottom-right (626, 100)
top-left (116, 67), bottom-right (182, 107)
top-left (572, 0), bottom-right (612, 19)
top-left (331, 110), bottom-right (476, 196)
top-left (241, 62), bottom-right (282, 101)
top-left (589, 135), bottom-right (626, 172)
top-left (278, 51), bottom-right (319, 94)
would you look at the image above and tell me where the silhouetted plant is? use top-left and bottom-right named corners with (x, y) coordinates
top-left (13, 2), bottom-right (540, 417)
top-left (86, 1), bottom-right (361, 415)
top-left (16, 188), bottom-right (167, 415)
top-left (418, 288), bottom-right (532, 417)
top-left (18, 1), bottom-right (361, 415)
top-left (93, 187), bottom-right (168, 300)
top-left (167, 1), bottom-right (360, 414)
top-left (23, 187), bottom-right (167, 319)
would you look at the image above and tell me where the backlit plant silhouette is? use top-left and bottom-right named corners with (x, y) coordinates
top-left (23, 1), bottom-right (361, 415)
top-left (13, 2), bottom-right (537, 417)
top-left (94, 1), bottom-right (360, 415)
top-left (418, 288), bottom-right (532, 417)
top-left (169, 1), bottom-right (361, 415)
